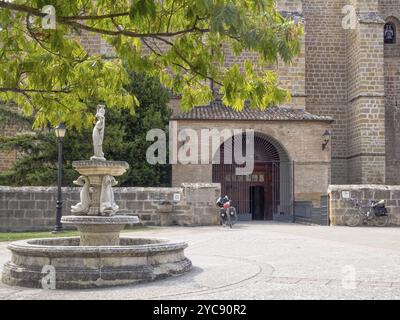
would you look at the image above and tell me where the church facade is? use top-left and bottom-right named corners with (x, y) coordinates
top-left (170, 0), bottom-right (400, 221)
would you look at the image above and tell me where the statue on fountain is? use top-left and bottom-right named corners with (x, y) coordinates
top-left (100, 175), bottom-right (119, 214)
top-left (71, 176), bottom-right (91, 214)
top-left (70, 105), bottom-right (128, 216)
top-left (91, 105), bottom-right (106, 161)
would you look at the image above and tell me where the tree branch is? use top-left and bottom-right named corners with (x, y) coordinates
top-left (0, 1), bottom-right (209, 38)
top-left (0, 88), bottom-right (71, 94)
top-left (63, 12), bottom-right (130, 20)
top-left (153, 36), bottom-right (222, 86)
top-left (25, 14), bottom-right (88, 63)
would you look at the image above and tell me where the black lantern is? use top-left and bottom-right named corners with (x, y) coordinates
top-left (322, 129), bottom-right (331, 151)
top-left (54, 122), bottom-right (66, 139)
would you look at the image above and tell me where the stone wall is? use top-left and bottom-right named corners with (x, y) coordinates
top-left (0, 124), bottom-right (18, 172)
top-left (382, 3), bottom-right (400, 184)
top-left (172, 119), bottom-right (332, 207)
top-left (219, 0), bottom-right (306, 109)
top-left (0, 183), bottom-right (220, 232)
top-left (303, 0), bottom-right (349, 184)
top-left (328, 185), bottom-right (400, 226)
top-left (346, 8), bottom-right (386, 184)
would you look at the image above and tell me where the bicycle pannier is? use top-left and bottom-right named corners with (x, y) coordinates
top-left (373, 202), bottom-right (388, 216)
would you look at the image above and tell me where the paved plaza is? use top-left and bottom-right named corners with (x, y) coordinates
top-left (1, 222), bottom-right (400, 300)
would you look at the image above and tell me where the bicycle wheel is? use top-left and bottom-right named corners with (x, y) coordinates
top-left (343, 209), bottom-right (362, 227)
top-left (229, 207), bottom-right (238, 226)
top-left (375, 215), bottom-right (389, 227)
top-left (226, 210), bottom-right (232, 228)
top-left (220, 211), bottom-right (227, 226)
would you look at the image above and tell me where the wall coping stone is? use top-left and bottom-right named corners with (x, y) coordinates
top-left (0, 186), bottom-right (61, 192)
top-left (328, 185), bottom-right (400, 193)
top-left (181, 183), bottom-right (220, 188)
top-left (0, 183), bottom-right (217, 193)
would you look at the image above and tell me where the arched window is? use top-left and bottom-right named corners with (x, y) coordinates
top-left (384, 22), bottom-right (396, 44)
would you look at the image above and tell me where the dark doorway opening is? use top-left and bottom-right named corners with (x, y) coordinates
top-left (212, 133), bottom-right (292, 221)
top-left (250, 186), bottom-right (265, 220)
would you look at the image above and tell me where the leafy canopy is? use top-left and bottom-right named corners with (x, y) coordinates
top-left (0, 72), bottom-right (171, 186)
top-left (0, 0), bottom-right (302, 129)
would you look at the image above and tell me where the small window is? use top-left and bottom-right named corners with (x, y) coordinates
top-left (384, 23), bottom-right (396, 44)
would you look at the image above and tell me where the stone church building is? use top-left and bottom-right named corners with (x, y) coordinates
top-left (1, 0), bottom-right (399, 224)
top-left (170, 0), bottom-right (400, 221)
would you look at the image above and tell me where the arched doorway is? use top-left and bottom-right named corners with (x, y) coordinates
top-left (212, 132), bottom-right (293, 221)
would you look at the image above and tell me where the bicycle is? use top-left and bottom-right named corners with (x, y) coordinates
top-left (216, 195), bottom-right (238, 228)
top-left (343, 198), bottom-right (389, 227)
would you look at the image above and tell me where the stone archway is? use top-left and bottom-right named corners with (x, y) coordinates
top-left (212, 132), bottom-right (293, 221)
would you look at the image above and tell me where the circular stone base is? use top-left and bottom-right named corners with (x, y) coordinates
top-left (1, 237), bottom-right (192, 289)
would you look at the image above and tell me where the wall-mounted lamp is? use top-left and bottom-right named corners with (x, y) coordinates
top-left (322, 129), bottom-right (332, 151)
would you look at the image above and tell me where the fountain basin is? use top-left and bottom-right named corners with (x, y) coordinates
top-left (1, 237), bottom-right (192, 289)
top-left (61, 215), bottom-right (139, 246)
top-left (72, 160), bottom-right (129, 178)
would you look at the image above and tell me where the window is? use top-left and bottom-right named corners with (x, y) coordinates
top-left (384, 23), bottom-right (396, 44)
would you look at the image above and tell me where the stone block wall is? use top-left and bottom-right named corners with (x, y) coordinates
top-left (0, 183), bottom-right (220, 231)
top-left (79, 30), bottom-right (115, 57)
top-left (381, 2), bottom-right (400, 184)
top-left (303, 0), bottom-right (349, 184)
top-left (346, 7), bottom-right (386, 184)
top-left (0, 124), bottom-right (18, 172)
top-left (328, 185), bottom-right (400, 226)
top-left (172, 119), bottom-right (332, 207)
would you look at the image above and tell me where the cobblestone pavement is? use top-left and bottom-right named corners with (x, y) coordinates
top-left (1, 222), bottom-right (400, 300)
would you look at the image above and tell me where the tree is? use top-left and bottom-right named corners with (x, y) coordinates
top-left (0, 72), bottom-right (171, 187)
top-left (0, 0), bottom-right (302, 129)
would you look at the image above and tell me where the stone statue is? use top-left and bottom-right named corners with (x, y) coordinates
top-left (100, 175), bottom-right (119, 215)
top-left (90, 105), bottom-right (106, 161)
top-left (71, 176), bottom-right (91, 214)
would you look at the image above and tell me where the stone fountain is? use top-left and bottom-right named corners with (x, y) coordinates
top-left (1, 105), bottom-right (192, 289)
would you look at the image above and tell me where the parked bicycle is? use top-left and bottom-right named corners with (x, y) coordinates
top-left (343, 198), bottom-right (389, 227)
top-left (216, 195), bottom-right (238, 228)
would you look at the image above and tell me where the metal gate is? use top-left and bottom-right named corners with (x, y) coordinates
top-left (212, 133), bottom-right (293, 221)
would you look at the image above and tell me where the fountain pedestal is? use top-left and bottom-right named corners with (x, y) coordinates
top-left (61, 216), bottom-right (139, 246)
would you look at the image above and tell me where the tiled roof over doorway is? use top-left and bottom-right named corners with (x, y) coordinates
top-left (172, 100), bottom-right (333, 122)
